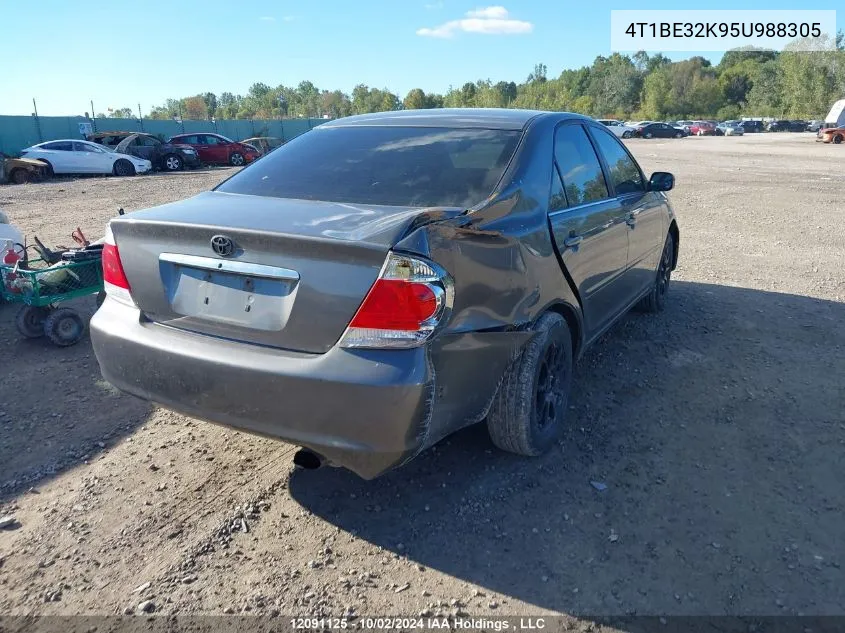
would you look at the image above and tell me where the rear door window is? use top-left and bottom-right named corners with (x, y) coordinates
top-left (589, 127), bottom-right (645, 195)
top-left (41, 141), bottom-right (73, 151)
top-left (216, 126), bottom-right (521, 208)
top-left (553, 125), bottom-right (609, 206)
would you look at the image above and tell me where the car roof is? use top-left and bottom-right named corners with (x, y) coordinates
top-left (320, 108), bottom-right (587, 130)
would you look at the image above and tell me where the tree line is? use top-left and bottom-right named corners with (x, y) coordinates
top-left (103, 37), bottom-right (845, 123)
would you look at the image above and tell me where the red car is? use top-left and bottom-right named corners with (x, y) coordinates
top-left (166, 133), bottom-right (260, 166)
top-left (688, 121), bottom-right (716, 136)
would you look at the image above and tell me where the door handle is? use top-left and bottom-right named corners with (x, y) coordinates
top-left (563, 235), bottom-right (582, 248)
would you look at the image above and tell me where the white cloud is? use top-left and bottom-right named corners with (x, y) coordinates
top-left (259, 16), bottom-right (275, 22)
top-left (417, 6), bottom-right (532, 38)
top-left (466, 6), bottom-right (508, 19)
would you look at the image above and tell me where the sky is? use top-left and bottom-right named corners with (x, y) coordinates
top-left (1, 0), bottom-right (842, 116)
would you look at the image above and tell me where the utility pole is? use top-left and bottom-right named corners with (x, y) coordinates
top-left (138, 103), bottom-right (144, 131)
top-left (90, 100), bottom-right (97, 132)
top-left (32, 98), bottom-right (43, 142)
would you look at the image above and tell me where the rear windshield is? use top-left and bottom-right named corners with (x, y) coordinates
top-left (215, 126), bottom-right (521, 208)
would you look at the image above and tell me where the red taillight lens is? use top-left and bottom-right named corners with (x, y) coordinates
top-left (340, 252), bottom-right (453, 349)
top-left (102, 242), bottom-right (130, 290)
top-left (350, 279), bottom-right (437, 330)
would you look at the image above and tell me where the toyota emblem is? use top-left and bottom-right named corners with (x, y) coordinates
top-left (210, 235), bottom-right (235, 257)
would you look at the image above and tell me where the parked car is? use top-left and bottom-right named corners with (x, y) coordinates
top-left (114, 134), bottom-right (201, 172)
top-left (594, 120), bottom-right (635, 139)
top-left (767, 120), bottom-right (807, 132)
top-left (20, 140), bottom-right (152, 176)
top-left (688, 121), bottom-right (716, 136)
top-left (740, 120), bottom-right (765, 133)
top-left (241, 137), bottom-right (285, 156)
top-left (666, 122), bottom-right (689, 136)
top-left (0, 152), bottom-right (49, 184)
top-left (91, 108), bottom-right (679, 480)
top-left (715, 122), bottom-right (744, 136)
top-left (806, 120), bottom-right (824, 132)
top-left (636, 122), bottom-right (685, 139)
top-left (819, 127), bottom-right (845, 144)
top-left (672, 121), bottom-right (692, 134)
top-left (167, 133), bottom-right (260, 166)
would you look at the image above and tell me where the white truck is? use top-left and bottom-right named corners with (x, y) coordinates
top-left (819, 99), bottom-right (845, 137)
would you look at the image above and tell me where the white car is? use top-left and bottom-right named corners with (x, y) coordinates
top-left (595, 119), bottom-right (636, 139)
top-left (20, 140), bottom-right (152, 177)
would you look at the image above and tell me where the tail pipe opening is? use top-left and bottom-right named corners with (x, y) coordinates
top-left (293, 448), bottom-right (325, 471)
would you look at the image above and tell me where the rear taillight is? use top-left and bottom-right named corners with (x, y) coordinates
top-left (340, 252), bottom-right (453, 349)
top-left (101, 225), bottom-right (135, 307)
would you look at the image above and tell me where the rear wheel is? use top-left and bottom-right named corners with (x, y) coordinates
top-left (638, 232), bottom-right (674, 313)
top-left (163, 154), bottom-right (183, 171)
top-left (15, 305), bottom-right (50, 338)
top-left (230, 152), bottom-right (245, 166)
top-left (834, 135), bottom-right (843, 144)
top-left (487, 312), bottom-right (573, 456)
top-left (37, 160), bottom-right (54, 178)
top-left (44, 307), bottom-right (86, 346)
top-left (113, 159), bottom-right (135, 177)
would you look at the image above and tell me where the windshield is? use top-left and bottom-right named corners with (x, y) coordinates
top-left (215, 126), bottom-right (521, 208)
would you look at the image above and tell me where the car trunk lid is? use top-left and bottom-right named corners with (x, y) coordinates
top-left (110, 191), bottom-right (462, 353)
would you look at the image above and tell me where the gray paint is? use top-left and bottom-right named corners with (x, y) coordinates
top-left (91, 109), bottom-right (678, 479)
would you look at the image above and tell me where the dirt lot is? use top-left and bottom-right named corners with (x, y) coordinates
top-left (0, 135), bottom-right (843, 625)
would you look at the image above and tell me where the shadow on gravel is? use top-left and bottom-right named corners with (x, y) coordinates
top-left (290, 281), bottom-right (845, 615)
top-left (0, 295), bottom-right (151, 503)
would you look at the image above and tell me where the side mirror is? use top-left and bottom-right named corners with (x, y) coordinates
top-left (648, 171), bottom-right (674, 192)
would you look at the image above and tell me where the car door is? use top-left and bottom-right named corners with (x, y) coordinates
top-left (204, 135), bottom-right (229, 163)
top-left (72, 142), bottom-right (106, 173)
top-left (547, 122), bottom-right (632, 340)
top-left (587, 124), bottom-right (666, 297)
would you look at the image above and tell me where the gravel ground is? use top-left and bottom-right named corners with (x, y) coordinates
top-left (0, 135), bottom-right (843, 625)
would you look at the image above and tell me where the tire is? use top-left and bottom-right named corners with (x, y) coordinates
top-left (163, 154), bottom-right (183, 171)
top-left (674, 132), bottom-right (682, 139)
top-left (113, 159), bottom-right (135, 177)
top-left (229, 152), bottom-right (245, 166)
top-left (15, 305), bottom-right (50, 338)
top-left (644, 132), bottom-right (653, 139)
top-left (622, 131), bottom-right (632, 139)
top-left (834, 135), bottom-right (843, 145)
top-left (487, 312), bottom-right (573, 456)
top-left (44, 307), bottom-right (86, 347)
top-left (10, 169), bottom-right (30, 184)
top-left (638, 232), bottom-right (675, 313)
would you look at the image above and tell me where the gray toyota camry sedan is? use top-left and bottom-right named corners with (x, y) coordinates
top-left (91, 109), bottom-right (679, 479)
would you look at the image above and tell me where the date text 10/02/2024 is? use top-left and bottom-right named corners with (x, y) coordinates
top-left (290, 617), bottom-right (549, 630)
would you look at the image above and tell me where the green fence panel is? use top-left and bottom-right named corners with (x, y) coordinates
top-left (0, 115), bottom-right (327, 154)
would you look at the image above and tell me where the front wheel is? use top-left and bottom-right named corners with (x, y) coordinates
top-left (10, 169), bottom-right (30, 184)
top-left (113, 159), bottom-right (135, 177)
top-left (622, 131), bottom-right (632, 139)
top-left (163, 154), bottom-right (183, 171)
top-left (230, 152), bottom-right (245, 166)
top-left (644, 132), bottom-right (653, 139)
top-left (834, 135), bottom-right (843, 144)
top-left (44, 307), bottom-right (86, 346)
top-left (674, 132), bottom-right (683, 139)
top-left (487, 312), bottom-right (573, 456)
top-left (638, 232), bottom-right (674, 313)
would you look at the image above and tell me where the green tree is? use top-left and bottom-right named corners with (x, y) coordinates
top-left (403, 88), bottom-right (427, 110)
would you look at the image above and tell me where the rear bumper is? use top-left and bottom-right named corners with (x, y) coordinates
top-left (90, 299), bottom-right (434, 479)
